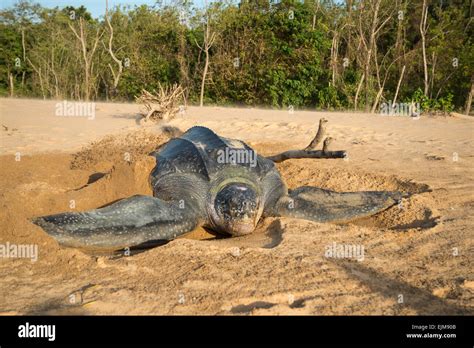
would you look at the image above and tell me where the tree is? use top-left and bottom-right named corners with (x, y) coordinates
top-left (103, 0), bottom-right (123, 97)
top-left (419, 0), bottom-right (429, 96)
top-left (0, 0), bottom-right (472, 113)
top-left (194, 1), bottom-right (216, 107)
top-left (68, 12), bottom-right (103, 100)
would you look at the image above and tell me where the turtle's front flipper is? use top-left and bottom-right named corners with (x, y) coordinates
top-left (31, 195), bottom-right (200, 250)
top-left (274, 186), bottom-right (402, 223)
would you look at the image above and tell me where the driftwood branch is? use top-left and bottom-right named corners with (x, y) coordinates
top-left (135, 83), bottom-right (186, 123)
top-left (304, 118), bottom-right (328, 150)
top-left (266, 150), bottom-right (346, 162)
top-left (322, 137), bottom-right (333, 153)
top-left (266, 119), bottom-right (347, 163)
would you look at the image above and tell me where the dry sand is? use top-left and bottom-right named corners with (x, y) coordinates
top-left (0, 97), bottom-right (473, 315)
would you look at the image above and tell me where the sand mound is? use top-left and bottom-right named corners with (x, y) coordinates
top-left (70, 129), bottom-right (174, 171)
top-left (274, 160), bottom-right (436, 232)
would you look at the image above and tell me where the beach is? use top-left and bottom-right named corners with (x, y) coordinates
top-left (0, 97), bottom-right (472, 315)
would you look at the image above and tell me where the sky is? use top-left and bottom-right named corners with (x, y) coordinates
top-left (0, 0), bottom-right (210, 18)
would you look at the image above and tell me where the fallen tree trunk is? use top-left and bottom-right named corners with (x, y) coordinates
top-left (266, 149), bottom-right (346, 162)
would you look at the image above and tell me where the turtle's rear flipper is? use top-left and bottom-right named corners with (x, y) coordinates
top-left (275, 186), bottom-right (402, 223)
top-left (31, 195), bottom-right (199, 250)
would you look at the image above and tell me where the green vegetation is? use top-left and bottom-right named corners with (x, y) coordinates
top-left (0, 0), bottom-right (472, 114)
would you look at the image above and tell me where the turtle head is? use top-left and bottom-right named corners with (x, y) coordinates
top-left (212, 183), bottom-right (260, 236)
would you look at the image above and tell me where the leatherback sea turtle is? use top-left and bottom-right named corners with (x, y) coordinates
top-left (32, 126), bottom-right (401, 250)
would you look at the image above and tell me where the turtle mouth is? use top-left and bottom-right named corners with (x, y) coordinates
top-left (212, 208), bottom-right (259, 236)
top-left (221, 218), bottom-right (256, 236)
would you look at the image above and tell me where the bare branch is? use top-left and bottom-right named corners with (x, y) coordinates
top-left (104, 0), bottom-right (123, 90)
top-left (266, 149), bottom-right (346, 162)
top-left (266, 119), bottom-right (347, 163)
top-left (322, 137), bottom-right (333, 153)
top-left (392, 65), bottom-right (406, 107)
top-left (135, 84), bottom-right (186, 122)
top-left (68, 22), bottom-right (81, 41)
top-left (304, 118), bottom-right (328, 150)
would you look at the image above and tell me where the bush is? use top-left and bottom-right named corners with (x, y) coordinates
top-left (410, 88), bottom-right (454, 113)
